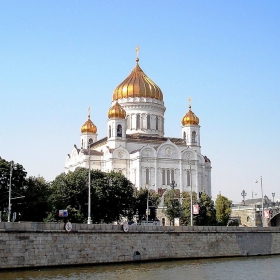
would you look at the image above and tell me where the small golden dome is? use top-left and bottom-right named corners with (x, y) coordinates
top-left (182, 105), bottom-right (199, 126)
top-left (81, 110), bottom-right (97, 133)
top-left (108, 101), bottom-right (126, 119)
top-left (112, 59), bottom-right (163, 101)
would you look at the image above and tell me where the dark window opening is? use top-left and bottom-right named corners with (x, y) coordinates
top-left (147, 115), bottom-right (150, 129)
top-left (117, 124), bottom-right (122, 137)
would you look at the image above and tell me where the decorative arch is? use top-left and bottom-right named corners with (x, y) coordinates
top-left (265, 207), bottom-right (280, 226)
top-left (156, 139), bottom-right (180, 159)
top-left (181, 149), bottom-right (197, 161)
top-left (139, 145), bottom-right (157, 158)
top-left (112, 146), bottom-right (130, 159)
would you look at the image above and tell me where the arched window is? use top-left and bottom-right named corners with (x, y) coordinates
top-left (117, 124), bottom-right (122, 137)
top-left (167, 170), bottom-right (170, 185)
top-left (162, 170), bottom-right (166, 185)
top-left (146, 168), bottom-right (150, 185)
top-left (81, 139), bottom-right (84, 148)
top-left (183, 131), bottom-right (186, 142)
top-left (147, 115), bottom-right (150, 129)
top-left (156, 116), bottom-right (158, 130)
top-left (109, 125), bottom-right (111, 138)
top-left (192, 131), bottom-right (196, 143)
top-left (187, 170), bottom-right (190, 187)
top-left (136, 114), bottom-right (140, 129)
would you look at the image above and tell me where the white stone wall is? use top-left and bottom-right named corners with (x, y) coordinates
top-left (118, 98), bottom-right (165, 136)
top-left (65, 143), bottom-right (211, 196)
top-left (181, 125), bottom-right (201, 151)
top-left (1, 222), bottom-right (280, 269)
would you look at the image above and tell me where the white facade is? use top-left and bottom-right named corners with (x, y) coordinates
top-left (65, 59), bottom-right (212, 197)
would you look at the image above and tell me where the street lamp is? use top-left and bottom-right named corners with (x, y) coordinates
top-left (187, 163), bottom-right (194, 226)
top-left (255, 176), bottom-right (264, 227)
top-left (146, 182), bottom-right (149, 223)
top-left (241, 190), bottom-right (247, 203)
top-left (8, 161), bottom-right (14, 223)
top-left (272, 193), bottom-right (275, 203)
top-left (146, 182), bottom-right (155, 224)
top-left (170, 180), bottom-right (177, 225)
top-left (87, 139), bottom-right (92, 224)
top-left (170, 180), bottom-right (177, 190)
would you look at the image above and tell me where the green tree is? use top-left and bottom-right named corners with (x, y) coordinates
top-left (180, 191), bottom-right (198, 225)
top-left (91, 171), bottom-right (135, 223)
top-left (47, 168), bottom-right (136, 224)
top-left (134, 188), bottom-right (161, 222)
top-left (196, 193), bottom-right (216, 226)
top-left (215, 194), bottom-right (232, 226)
top-left (18, 176), bottom-right (51, 222)
top-left (0, 157), bottom-right (27, 221)
top-left (175, 192), bottom-right (215, 226)
top-left (47, 168), bottom-right (100, 223)
top-left (164, 189), bottom-right (181, 225)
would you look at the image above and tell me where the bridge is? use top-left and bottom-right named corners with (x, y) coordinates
top-left (231, 202), bottom-right (280, 227)
top-left (264, 203), bottom-right (280, 226)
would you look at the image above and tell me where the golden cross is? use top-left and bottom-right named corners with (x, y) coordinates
top-left (136, 45), bottom-right (140, 59)
top-left (188, 97), bottom-right (192, 107)
top-left (88, 107), bottom-right (90, 118)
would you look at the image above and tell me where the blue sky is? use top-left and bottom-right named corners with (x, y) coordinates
top-left (0, 1), bottom-right (279, 203)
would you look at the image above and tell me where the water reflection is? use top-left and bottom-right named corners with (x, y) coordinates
top-left (1, 255), bottom-right (280, 280)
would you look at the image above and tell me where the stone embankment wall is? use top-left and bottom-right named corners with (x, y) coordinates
top-left (1, 222), bottom-right (280, 269)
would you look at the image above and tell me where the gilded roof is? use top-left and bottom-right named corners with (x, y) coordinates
top-left (81, 115), bottom-right (97, 134)
top-left (182, 105), bottom-right (199, 126)
top-left (108, 101), bottom-right (126, 119)
top-left (112, 60), bottom-right (163, 101)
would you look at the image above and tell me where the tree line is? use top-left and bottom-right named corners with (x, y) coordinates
top-left (163, 188), bottom-right (232, 226)
top-left (0, 157), bottom-right (160, 223)
top-left (0, 156), bottom-right (232, 225)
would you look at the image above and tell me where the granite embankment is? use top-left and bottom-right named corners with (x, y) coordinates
top-left (1, 222), bottom-right (280, 269)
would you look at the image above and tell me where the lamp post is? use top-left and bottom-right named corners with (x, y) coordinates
top-left (170, 180), bottom-right (177, 226)
top-left (8, 161), bottom-right (14, 223)
top-left (241, 190), bottom-right (247, 203)
top-left (87, 140), bottom-right (92, 224)
top-left (146, 182), bottom-right (149, 223)
top-left (187, 163), bottom-right (194, 226)
top-left (255, 176), bottom-right (264, 227)
top-left (190, 167), bottom-right (193, 227)
top-left (272, 193), bottom-right (275, 203)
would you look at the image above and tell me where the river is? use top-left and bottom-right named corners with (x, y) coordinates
top-left (0, 255), bottom-right (279, 280)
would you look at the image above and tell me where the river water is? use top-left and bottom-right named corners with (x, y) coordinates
top-left (1, 255), bottom-right (279, 280)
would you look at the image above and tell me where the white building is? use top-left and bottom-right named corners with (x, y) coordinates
top-left (65, 56), bottom-right (212, 196)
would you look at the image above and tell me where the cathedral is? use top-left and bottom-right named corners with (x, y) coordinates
top-left (65, 52), bottom-right (212, 197)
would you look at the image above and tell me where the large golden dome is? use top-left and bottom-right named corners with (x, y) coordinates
top-left (81, 111), bottom-right (97, 133)
top-left (182, 105), bottom-right (199, 126)
top-left (112, 59), bottom-right (163, 101)
top-left (108, 101), bottom-right (126, 119)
